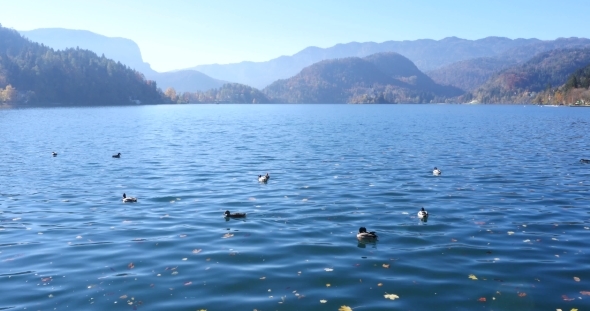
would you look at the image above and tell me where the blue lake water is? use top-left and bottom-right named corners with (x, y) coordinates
top-left (1, 104), bottom-right (589, 311)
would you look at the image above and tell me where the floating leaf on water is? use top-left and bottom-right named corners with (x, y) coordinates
top-left (179, 234), bottom-right (187, 238)
top-left (192, 249), bottom-right (202, 254)
top-left (382, 263), bottom-right (390, 268)
top-left (120, 295), bottom-right (128, 299)
top-left (48, 294), bottom-right (53, 298)
top-left (377, 283), bottom-right (383, 286)
top-left (260, 276), bottom-right (266, 280)
top-left (580, 291), bottom-right (590, 295)
top-left (451, 239), bottom-right (457, 242)
top-left (518, 292), bottom-right (527, 297)
top-left (184, 281), bottom-right (192, 286)
top-left (128, 263), bottom-right (135, 269)
top-left (182, 258), bottom-right (188, 261)
top-left (384, 293), bottom-right (399, 300)
top-left (41, 277), bottom-right (52, 282)
top-left (468, 274), bottom-right (478, 280)
top-left (324, 268), bottom-right (333, 272)
top-left (339, 306), bottom-right (353, 311)
top-left (523, 239), bottom-right (531, 243)
top-left (172, 271), bottom-right (178, 275)
top-left (326, 283), bottom-right (331, 287)
top-left (508, 231), bottom-right (515, 235)
top-left (562, 295), bottom-right (575, 301)
top-left (571, 309), bottom-right (578, 311)
top-left (222, 233), bottom-right (234, 239)
top-left (478, 297), bottom-right (486, 302)
top-left (320, 299), bottom-right (327, 303)
top-left (574, 276), bottom-right (581, 282)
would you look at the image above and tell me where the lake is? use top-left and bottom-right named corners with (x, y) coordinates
top-left (0, 104), bottom-right (589, 311)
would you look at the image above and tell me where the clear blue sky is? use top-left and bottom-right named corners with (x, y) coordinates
top-left (0, 0), bottom-right (587, 72)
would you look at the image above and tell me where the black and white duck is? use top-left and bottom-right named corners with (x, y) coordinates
top-left (122, 193), bottom-right (137, 202)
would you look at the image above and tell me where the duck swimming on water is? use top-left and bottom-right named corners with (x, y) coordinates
top-left (122, 193), bottom-right (137, 202)
top-left (418, 207), bottom-right (429, 219)
top-left (357, 227), bottom-right (378, 239)
top-left (580, 159), bottom-right (590, 164)
top-left (258, 173), bottom-right (270, 182)
top-left (52, 152), bottom-right (57, 157)
top-left (432, 167), bottom-right (441, 176)
top-left (112, 153), bottom-right (121, 158)
top-left (224, 210), bottom-right (246, 218)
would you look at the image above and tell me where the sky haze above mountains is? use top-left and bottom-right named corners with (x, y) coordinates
top-left (1, 0), bottom-right (589, 72)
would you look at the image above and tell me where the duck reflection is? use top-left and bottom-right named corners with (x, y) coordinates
top-left (357, 239), bottom-right (378, 249)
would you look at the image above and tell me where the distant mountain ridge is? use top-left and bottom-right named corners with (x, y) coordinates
top-left (263, 52), bottom-right (463, 103)
top-left (193, 37), bottom-right (540, 88)
top-left (427, 37), bottom-right (590, 91)
top-left (20, 28), bottom-right (156, 75)
top-left (19, 28), bottom-right (226, 93)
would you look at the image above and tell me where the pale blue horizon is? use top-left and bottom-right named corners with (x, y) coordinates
top-left (0, 0), bottom-right (587, 72)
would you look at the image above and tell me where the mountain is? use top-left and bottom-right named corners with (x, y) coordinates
top-left (262, 52), bottom-right (463, 103)
top-left (0, 25), bottom-right (164, 106)
top-left (470, 48), bottom-right (590, 103)
top-left (192, 37), bottom-right (539, 89)
top-left (154, 70), bottom-right (226, 93)
top-left (19, 28), bottom-right (225, 92)
top-left (427, 37), bottom-right (590, 91)
top-left (19, 28), bottom-right (156, 75)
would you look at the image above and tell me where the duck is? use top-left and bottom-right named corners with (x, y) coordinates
top-left (432, 167), bottom-right (441, 176)
top-left (122, 193), bottom-right (137, 202)
top-left (224, 210), bottom-right (246, 218)
top-left (417, 207), bottom-right (429, 219)
top-left (112, 153), bottom-right (121, 158)
top-left (357, 227), bottom-right (378, 239)
top-left (258, 172), bottom-right (270, 182)
top-left (52, 152), bottom-right (57, 157)
top-left (580, 159), bottom-right (590, 164)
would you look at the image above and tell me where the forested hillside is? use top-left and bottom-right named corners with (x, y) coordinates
top-left (470, 48), bottom-right (590, 103)
top-left (164, 83), bottom-right (271, 104)
top-left (0, 25), bottom-right (164, 106)
top-left (533, 64), bottom-right (590, 105)
top-left (427, 38), bottom-right (590, 92)
top-left (263, 52), bottom-right (463, 103)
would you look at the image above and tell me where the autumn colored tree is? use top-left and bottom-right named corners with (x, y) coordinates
top-left (0, 84), bottom-right (17, 102)
top-left (164, 87), bottom-right (177, 102)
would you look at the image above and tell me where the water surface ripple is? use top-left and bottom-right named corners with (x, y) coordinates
top-left (1, 104), bottom-right (589, 310)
